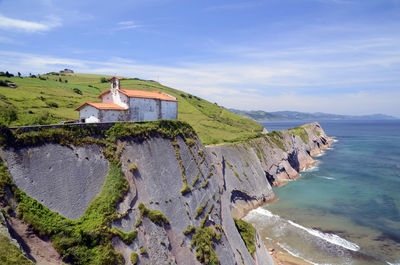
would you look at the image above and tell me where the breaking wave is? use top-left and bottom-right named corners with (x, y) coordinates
top-left (287, 220), bottom-right (360, 252)
top-left (245, 208), bottom-right (360, 252)
top-left (318, 176), bottom-right (336, 180)
top-left (301, 165), bottom-right (319, 172)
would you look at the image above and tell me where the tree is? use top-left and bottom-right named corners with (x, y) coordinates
top-left (18, 72), bottom-right (21, 78)
top-left (100, 77), bottom-right (108, 83)
top-left (5, 71), bottom-right (13, 77)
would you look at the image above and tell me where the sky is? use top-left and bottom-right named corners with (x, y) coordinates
top-left (0, 0), bottom-right (399, 117)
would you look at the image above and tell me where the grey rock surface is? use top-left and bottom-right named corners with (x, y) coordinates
top-left (112, 136), bottom-right (269, 265)
top-left (0, 144), bottom-right (109, 220)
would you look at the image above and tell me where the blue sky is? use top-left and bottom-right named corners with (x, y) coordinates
top-left (1, 0), bottom-right (400, 117)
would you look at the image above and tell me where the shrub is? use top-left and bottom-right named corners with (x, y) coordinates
top-left (195, 199), bottom-right (209, 219)
top-left (110, 228), bottom-right (137, 245)
top-left (140, 247), bottom-right (147, 255)
top-left (191, 227), bottom-right (219, 264)
top-left (73, 88), bottom-right (82, 95)
top-left (47, 102), bottom-right (59, 108)
top-left (183, 225), bottom-right (196, 235)
top-left (129, 163), bottom-right (137, 172)
top-left (234, 218), bottom-right (256, 256)
top-left (137, 203), bottom-right (169, 227)
top-left (180, 183), bottom-right (191, 195)
top-left (130, 252), bottom-right (138, 264)
top-left (100, 77), bottom-right (108, 83)
top-left (0, 80), bottom-right (8, 87)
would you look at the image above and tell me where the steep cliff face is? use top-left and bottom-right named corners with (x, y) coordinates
top-left (0, 121), bottom-right (331, 265)
top-left (208, 122), bottom-right (332, 218)
top-left (0, 122), bottom-right (274, 265)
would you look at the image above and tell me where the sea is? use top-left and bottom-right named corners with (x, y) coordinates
top-left (244, 120), bottom-right (400, 265)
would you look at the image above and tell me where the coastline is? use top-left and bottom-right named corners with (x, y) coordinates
top-left (238, 134), bottom-right (334, 265)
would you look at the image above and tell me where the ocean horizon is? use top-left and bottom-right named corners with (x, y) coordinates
top-left (245, 120), bottom-right (400, 265)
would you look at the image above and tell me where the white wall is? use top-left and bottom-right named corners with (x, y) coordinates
top-left (129, 98), bottom-right (160, 121)
top-left (99, 110), bottom-right (128, 122)
top-left (79, 105), bottom-right (100, 123)
top-left (161, 101), bottom-right (178, 120)
top-left (101, 91), bottom-right (129, 109)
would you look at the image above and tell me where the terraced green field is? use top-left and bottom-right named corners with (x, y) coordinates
top-left (0, 73), bottom-right (263, 145)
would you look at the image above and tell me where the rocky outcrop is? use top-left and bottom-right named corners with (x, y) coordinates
top-left (0, 121), bottom-right (330, 265)
top-left (208, 122), bottom-right (332, 218)
top-left (111, 135), bottom-right (272, 265)
top-left (1, 144), bottom-right (109, 220)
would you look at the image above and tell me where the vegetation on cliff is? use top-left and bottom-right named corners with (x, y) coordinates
top-left (0, 234), bottom-right (34, 264)
top-left (190, 226), bottom-right (220, 265)
top-left (0, 73), bottom-right (263, 144)
top-left (234, 218), bottom-right (256, 256)
top-left (0, 120), bottom-right (194, 264)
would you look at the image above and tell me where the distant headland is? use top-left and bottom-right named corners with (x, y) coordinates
top-left (229, 109), bottom-right (398, 121)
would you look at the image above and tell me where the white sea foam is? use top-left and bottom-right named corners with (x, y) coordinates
top-left (246, 207), bottom-right (360, 252)
top-left (250, 207), bottom-right (276, 218)
top-left (315, 151), bottom-right (325, 157)
top-left (287, 220), bottom-right (360, 252)
top-left (318, 176), bottom-right (336, 180)
top-left (301, 165), bottom-right (319, 172)
top-left (386, 262), bottom-right (400, 265)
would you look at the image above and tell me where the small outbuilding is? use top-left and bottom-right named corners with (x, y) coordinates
top-left (60, 69), bottom-right (74, 73)
top-left (75, 77), bottom-right (178, 123)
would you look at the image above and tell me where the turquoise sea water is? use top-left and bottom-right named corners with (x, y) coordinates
top-left (244, 120), bottom-right (400, 265)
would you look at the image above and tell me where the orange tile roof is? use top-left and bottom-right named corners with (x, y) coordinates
top-left (74, 102), bottom-right (128, 111)
top-left (98, 89), bottom-right (177, 102)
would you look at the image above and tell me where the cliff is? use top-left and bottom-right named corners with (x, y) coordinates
top-left (207, 122), bottom-right (332, 218)
top-left (0, 121), bottom-right (331, 265)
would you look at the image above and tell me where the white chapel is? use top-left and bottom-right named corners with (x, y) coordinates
top-left (75, 77), bottom-right (178, 123)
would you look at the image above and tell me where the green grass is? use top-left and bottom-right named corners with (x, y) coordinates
top-left (15, 162), bottom-right (128, 264)
top-left (0, 234), bottom-right (34, 265)
top-left (265, 131), bottom-right (285, 151)
top-left (0, 73), bottom-right (263, 145)
top-left (195, 199), bottom-right (209, 219)
top-left (234, 218), bottom-right (256, 256)
top-left (136, 203), bottom-right (169, 227)
top-left (288, 126), bottom-right (310, 144)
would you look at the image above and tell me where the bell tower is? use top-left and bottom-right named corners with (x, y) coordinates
top-left (110, 76), bottom-right (120, 95)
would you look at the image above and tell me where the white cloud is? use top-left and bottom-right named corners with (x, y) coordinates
top-left (116, 20), bottom-right (142, 30)
top-left (0, 50), bottom-right (399, 117)
top-left (0, 14), bottom-right (61, 32)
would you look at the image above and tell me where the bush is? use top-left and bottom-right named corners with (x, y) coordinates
top-left (47, 102), bottom-right (59, 108)
top-left (100, 77), bottom-right (108, 83)
top-left (234, 218), bottom-right (256, 256)
top-left (137, 203), bottom-right (169, 227)
top-left (129, 163), bottom-right (137, 171)
top-left (191, 227), bottom-right (219, 264)
top-left (140, 247), bottom-right (147, 255)
top-left (73, 88), bottom-right (82, 95)
top-left (130, 252), bottom-right (138, 264)
top-left (0, 80), bottom-right (8, 87)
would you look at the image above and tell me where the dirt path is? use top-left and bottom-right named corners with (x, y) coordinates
top-left (8, 217), bottom-right (66, 265)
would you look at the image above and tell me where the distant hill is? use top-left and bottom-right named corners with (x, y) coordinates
top-left (228, 109), bottom-right (398, 121)
top-left (0, 73), bottom-right (263, 145)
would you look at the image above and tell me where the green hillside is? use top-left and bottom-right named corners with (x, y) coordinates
top-left (0, 73), bottom-right (263, 145)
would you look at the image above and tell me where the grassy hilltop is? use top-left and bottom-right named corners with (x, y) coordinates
top-left (0, 73), bottom-right (263, 145)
